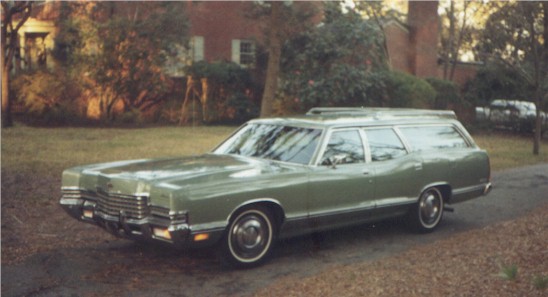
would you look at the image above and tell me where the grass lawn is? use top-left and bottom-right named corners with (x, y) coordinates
top-left (473, 132), bottom-right (548, 171)
top-left (1, 124), bottom-right (235, 179)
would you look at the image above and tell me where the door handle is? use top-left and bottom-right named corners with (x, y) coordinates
top-left (414, 163), bottom-right (423, 171)
top-left (363, 170), bottom-right (371, 175)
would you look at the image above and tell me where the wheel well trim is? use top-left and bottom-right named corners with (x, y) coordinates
top-left (419, 182), bottom-right (452, 201)
top-left (227, 198), bottom-right (286, 225)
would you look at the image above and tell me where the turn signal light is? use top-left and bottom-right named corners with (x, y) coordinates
top-left (83, 210), bottom-right (94, 219)
top-left (194, 233), bottom-right (209, 242)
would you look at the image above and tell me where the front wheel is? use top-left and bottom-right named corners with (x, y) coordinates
top-left (408, 187), bottom-right (444, 233)
top-left (220, 206), bottom-right (276, 268)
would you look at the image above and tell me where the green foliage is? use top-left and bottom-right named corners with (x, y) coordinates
top-left (367, 71), bottom-right (436, 108)
top-left (186, 61), bottom-right (253, 92)
top-left (278, 5), bottom-right (387, 112)
top-left (185, 61), bottom-right (259, 124)
top-left (114, 108), bottom-right (144, 126)
top-left (533, 275), bottom-right (548, 290)
top-left (478, 2), bottom-right (547, 110)
top-left (463, 64), bottom-right (534, 106)
top-left (224, 92), bottom-right (260, 124)
top-left (480, 2), bottom-right (544, 67)
top-left (498, 263), bottom-right (518, 281)
top-left (425, 78), bottom-right (462, 109)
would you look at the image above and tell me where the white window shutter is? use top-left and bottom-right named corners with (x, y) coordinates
top-left (193, 36), bottom-right (204, 62)
top-left (232, 39), bottom-right (240, 64)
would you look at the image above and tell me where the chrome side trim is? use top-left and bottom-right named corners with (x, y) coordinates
top-left (452, 184), bottom-right (488, 196)
top-left (449, 182), bottom-right (491, 204)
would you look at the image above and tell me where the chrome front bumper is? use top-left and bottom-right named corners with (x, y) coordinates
top-left (60, 197), bottom-right (192, 247)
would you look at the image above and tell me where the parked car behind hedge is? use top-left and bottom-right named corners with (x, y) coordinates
top-left (476, 99), bottom-right (547, 133)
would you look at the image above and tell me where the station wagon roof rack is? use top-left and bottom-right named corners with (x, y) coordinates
top-left (306, 107), bottom-right (456, 120)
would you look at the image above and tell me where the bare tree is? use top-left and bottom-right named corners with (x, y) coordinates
top-left (439, 0), bottom-right (489, 81)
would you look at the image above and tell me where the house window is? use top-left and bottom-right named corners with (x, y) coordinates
top-left (232, 39), bottom-right (255, 67)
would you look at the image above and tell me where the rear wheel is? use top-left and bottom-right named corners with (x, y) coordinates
top-left (408, 187), bottom-right (444, 233)
top-left (220, 206), bottom-right (276, 268)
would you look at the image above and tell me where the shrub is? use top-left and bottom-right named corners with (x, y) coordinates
top-left (276, 4), bottom-right (388, 114)
top-left (183, 61), bottom-right (259, 124)
top-left (11, 69), bottom-right (84, 125)
top-left (367, 71), bottom-right (436, 108)
top-left (425, 77), bottom-right (462, 109)
top-left (463, 63), bottom-right (534, 107)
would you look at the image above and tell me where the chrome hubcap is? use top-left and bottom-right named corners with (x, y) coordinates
top-left (229, 212), bottom-right (270, 261)
top-left (420, 191), bottom-right (441, 226)
top-left (234, 219), bottom-right (263, 249)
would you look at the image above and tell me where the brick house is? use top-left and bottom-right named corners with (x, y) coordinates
top-left (185, 1), bottom-right (476, 86)
top-left (4, 1), bottom-right (59, 75)
top-left (185, 1), bottom-right (262, 68)
top-left (10, 1), bottom-right (477, 88)
top-left (385, 1), bottom-right (477, 84)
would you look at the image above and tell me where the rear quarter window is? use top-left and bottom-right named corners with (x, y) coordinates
top-left (398, 125), bottom-right (469, 152)
top-left (364, 128), bottom-right (407, 161)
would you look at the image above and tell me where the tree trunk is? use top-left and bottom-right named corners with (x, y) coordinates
top-left (1, 28), bottom-right (13, 128)
top-left (260, 2), bottom-right (283, 118)
top-left (534, 1), bottom-right (548, 155)
top-left (443, 0), bottom-right (455, 80)
top-left (533, 85), bottom-right (541, 155)
top-left (1, 2), bottom-right (32, 128)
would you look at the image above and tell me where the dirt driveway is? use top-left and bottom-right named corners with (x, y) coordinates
top-left (2, 164), bottom-right (547, 297)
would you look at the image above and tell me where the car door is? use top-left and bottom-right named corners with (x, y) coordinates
top-left (363, 127), bottom-right (423, 211)
top-left (307, 129), bottom-right (375, 230)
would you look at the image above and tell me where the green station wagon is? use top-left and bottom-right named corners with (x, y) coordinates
top-left (60, 108), bottom-right (492, 267)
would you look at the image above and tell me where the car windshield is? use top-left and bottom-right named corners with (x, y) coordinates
top-left (213, 124), bottom-right (322, 165)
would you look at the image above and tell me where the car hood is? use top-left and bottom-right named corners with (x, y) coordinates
top-left (62, 154), bottom-right (284, 195)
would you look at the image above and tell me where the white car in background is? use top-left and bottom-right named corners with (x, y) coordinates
top-left (476, 99), bottom-right (547, 133)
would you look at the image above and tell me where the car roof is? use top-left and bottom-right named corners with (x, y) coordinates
top-left (248, 108), bottom-right (459, 129)
top-left (491, 99), bottom-right (536, 107)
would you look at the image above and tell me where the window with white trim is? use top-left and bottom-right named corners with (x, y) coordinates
top-left (232, 39), bottom-right (255, 67)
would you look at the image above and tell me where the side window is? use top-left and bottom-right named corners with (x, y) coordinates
top-left (232, 39), bottom-right (255, 68)
top-left (320, 130), bottom-right (365, 165)
top-left (365, 128), bottom-right (407, 161)
top-left (399, 126), bottom-right (469, 151)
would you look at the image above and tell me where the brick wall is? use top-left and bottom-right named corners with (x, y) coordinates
top-left (187, 1), bottom-right (262, 62)
top-left (407, 1), bottom-right (439, 78)
top-left (384, 20), bottom-right (412, 74)
top-left (439, 63), bottom-right (479, 87)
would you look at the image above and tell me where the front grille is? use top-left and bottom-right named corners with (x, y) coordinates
top-left (96, 190), bottom-right (149, 220)
top-left (62, 188), bottom-right (150, 220)
top-left (150, 205), bottom-right (170, 219)
top-left (62, 188), bottom-right (95, 200)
